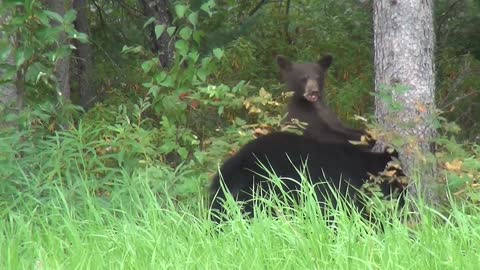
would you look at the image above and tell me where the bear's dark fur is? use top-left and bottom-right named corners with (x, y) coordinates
top-left (209, 132), bottom-right (404, 222)
top-left (277, 55), bottom-right (367, 144)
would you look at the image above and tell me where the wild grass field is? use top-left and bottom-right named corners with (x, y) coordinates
top-left (2, 146), bottom-right (480, 269)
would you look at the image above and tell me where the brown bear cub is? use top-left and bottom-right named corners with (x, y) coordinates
top-left (277, 55), bottom-right (368, 144)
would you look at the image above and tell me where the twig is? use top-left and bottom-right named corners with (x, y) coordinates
top-left (248, 0), bottom-right (268, 16)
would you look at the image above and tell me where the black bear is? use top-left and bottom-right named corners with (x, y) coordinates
top-left (209, 132), bottom-right (404, 223)
top-left (277, 55), bottom-right (368, 144)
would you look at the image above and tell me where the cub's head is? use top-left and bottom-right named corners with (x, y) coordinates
top-left (276, 55), bottom-right (333, 103)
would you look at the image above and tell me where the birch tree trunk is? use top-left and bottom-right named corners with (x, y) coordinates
top-left (139, 0), bottom-right (174, 68)
top-left (44, 0), bottom-right (71, 100)
top-left (0, 0), bottom-right (20, 126)
top-left (373, 0), bottom-right (442, 206)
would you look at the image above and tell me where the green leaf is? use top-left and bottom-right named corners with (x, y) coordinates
top-left (148, 85), bottom-right (160, 97)
top-left (161, 96), bottom-right (180, 117)
top-left (167, 26), bottom-right (177, 36)
top-left (232, 80), bottom-right (246, 92)
top-left (25, 62), bottom-right (49, 83)
top-left (142, 82), bottom-right (153, 88)
top-left (175, 40), bottom-right (189, 56)
top-left (54, 46), bottom-right (71, 60)
top-left (70, 32), bottom-right (88, 43)
top-left (143, 17), bottom-right (155, 28)
top-left (0, 44), bottom-right (12, 61)
top-left (159, 141), bottom-right (176, 154)
top-left (141, 61), bottom-right (152, 74)
top-left (121, 45), bottom-right (143, 54)
top-left (141, 59), bottom-right (158, 74)
top-left (188, 51), bottom-right (200, 63)
top-left (121, 45), bottom-right (130, 53)
top-left (192, 31), bottom-right (202, 44)
top-left (235, 117), bottom-right (247, 126)
top-left (36, 27), bottom-right (62, 44)
top-left (201, 56), bottom-right (212, 66)
top-left (15, 50), bottom-right (26, 68)
top-left (154, 24), bottom-right (166, 39)
top-left (194, 151), bottom-right (205, 163)
top-left (201, 0), bottom-right (215, 16)
top-left (64, 10), bottom-right (77, 24)
top-left (175, 4), bottom-right (187, 18)
top-left (43, 10), bottom-right (63, 23)
top-left (188, 12), bottom-right (198, 26)
top-left (0, 66), bottom-right (16, 81)
top-left (155, 72), bottom-right (167, 84)
top-left (213, 48), bottom-right (224, 60)
top-left (177, 147), bottom-right (188, 159)
top-left (159, 76), bottom-right (174, 87)
top-left (153, 101), bottom-right (163, 114)
top-left (179, 27), bottom-right (192, 40)
top-left (196, 68), bottom-right (208, 82)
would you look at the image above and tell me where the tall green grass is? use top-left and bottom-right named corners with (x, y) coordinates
top-left (2, 126), bottom-right (480, 269)
top-left (2, 166), bottom-right (480, 269)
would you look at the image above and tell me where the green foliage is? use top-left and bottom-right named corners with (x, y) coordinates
top-left (132, 2), bottom-right (224, 163)
top-left (436, 0), bottom-right (480, 59)
top-left (1, 1), bottom-right (480, 255)
top-left (0, 107), bottom-right (209, 210)
top-left (0, 1), bottom-right (88, 131)
top-left (0, 1), bottom-right (85, 102)
top-left (436, 53), bottom-right (480, 141)
top-left (117, 1), bottom-right (291, 172)
top-left (434, 117), bottom-right (480, 205)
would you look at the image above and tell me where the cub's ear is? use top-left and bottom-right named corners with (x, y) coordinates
top-left (318, 55), bottom-right (333, 69)
top-left (276, 55), bottom-right (292, 71)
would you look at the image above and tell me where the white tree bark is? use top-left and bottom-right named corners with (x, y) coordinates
top-left (373, 0), bottom-right (441, 206)
top-left (0, 0), bottom-right (19, 125)
top-left (139, 0), bottom-right (175, 68)
top-left (44, 0), bottom-right (71, 100)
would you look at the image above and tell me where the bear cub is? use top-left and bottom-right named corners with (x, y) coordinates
top-left (277, 55), bottom-right (368, 144)
top-left (209, 132), bottom-right (404, 223)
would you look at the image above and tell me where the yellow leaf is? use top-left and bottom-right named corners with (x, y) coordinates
top-left (445, 160), bottom-right (463, 172)
top-left (353, 115), bottom-right (367, 122)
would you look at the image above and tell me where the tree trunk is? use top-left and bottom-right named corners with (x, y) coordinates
top-left (373, 0), bottom-right (442, 207)
top-left (0, 84), bottom-right (17, 117)
top-left (0, 0), bottom-right (21, 126)
top-left (44, 0), bottom-right (71, 100)
top-left (139, 0), bottom-right (174, 68)
top-left (73, 0), bottom-right (95, 109)
top-left (0, 65), bottom-right (18, 127)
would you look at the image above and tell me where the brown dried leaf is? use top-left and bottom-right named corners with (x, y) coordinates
top-left (416, 103), bottom-right (427, 113)
top-left (253, 128), bottom-right (270, 137)
top-left (382, 169), bottom-right (397, 177)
